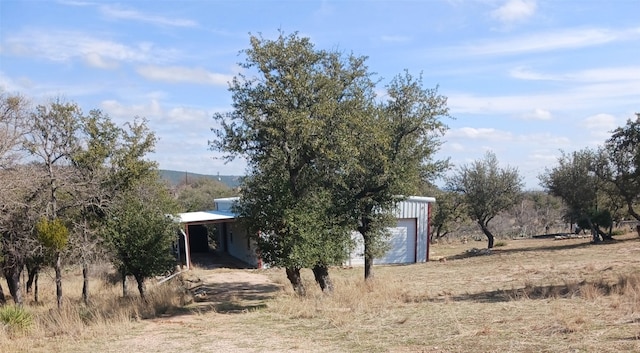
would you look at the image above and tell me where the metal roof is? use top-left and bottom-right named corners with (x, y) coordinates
top-left (177, 210), bottom-right (236, 224)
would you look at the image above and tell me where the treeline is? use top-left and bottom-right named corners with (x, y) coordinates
top-left (0, 92), bottom-right (179, 306)
top-left (430, 114), bottom-right (640, 245)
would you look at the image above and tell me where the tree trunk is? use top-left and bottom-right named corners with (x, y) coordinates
top-left (312, 264), bottom-right (333, 293)
top-left (364, 255), bottom-right (374, 280)
top-left (26, 266), bottom-right (41, 303)
top-left (585, 218), bottom-right (600, 243)
top-left (121, 269), bottom-right (128, 297)
top-left (359, 217), bottom-right (375, 281)
top-left (82, 261), bottom-right (89, 305)
top-left (285, 267), bottom-right (305, 296)
top-left (0, 282), bottom-right (6, 305)
top-left (134, 274), bottom-right (146, 301)
top-left (26, 264), bottom-right (39, 295)
top-left (599, 227), bottom-right (612, 241)
top-left (3, 264), bottom-right (23, 305)
top-left (34, 271), bottom-right (39, 303)
top-left (479, 222), bottom-right (495, 249)
top-left (55, 252), bottom-right (63, 309)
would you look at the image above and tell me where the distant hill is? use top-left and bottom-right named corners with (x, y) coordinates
top-left (159, 169), bottom-right (243, 188)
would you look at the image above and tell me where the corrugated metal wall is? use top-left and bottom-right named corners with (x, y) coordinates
top-left (392, 199), bottom-right (431, 263)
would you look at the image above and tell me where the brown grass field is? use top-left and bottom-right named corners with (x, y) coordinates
top-left (2, 230), bottom-right (640, 352)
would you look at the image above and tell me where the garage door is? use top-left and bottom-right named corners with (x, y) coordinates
top-left (375, 218), bottom-right (417, 264)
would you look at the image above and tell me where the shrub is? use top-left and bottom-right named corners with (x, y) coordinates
top-left (0, 305), bottom-right (33, 333)
top-left (494, 241), bottom-right (507, 247)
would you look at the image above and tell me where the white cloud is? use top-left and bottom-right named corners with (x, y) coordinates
top-left (511, 66), bottom-right (640, 82)
top-left (101, 99), bottom-right (163, 121)
top-left (136, 65), bottom-right (233, 86)
top-left (516, 133), bottom-right (570, 146)
top-left (448, 77), bottom-right (640, 115)
top-left (447, 142), bottom-right (465, 151)
top-left (4, 30), bottom-right (178, 67)
top-left (458, 26), bottom-right (640, 56)
top-left (582, 113), bottom-right (619, 143)
top-left (99, 4), bottom-right (198, 27)
top-left (167, 106), bottom-right (210, 124)
top-left (521, 108), bottom-right (552, 120)
top-left (583, 113), bottom-right (617, 130)
top-left (509, 66), bottom-right (555, 80)
top-left (447, 127), bottom-right (514, 141)
top-left (57, 0), bottom-right (92, 6)
top-left (83, 52), bottom-right (119, 69)
top-left (491, 0), bottom-right (537, 24)
top-left (529, 151), bottom-right (559, 163)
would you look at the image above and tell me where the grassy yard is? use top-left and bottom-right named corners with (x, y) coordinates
top-left (2, 231), bottom-right (640, 352)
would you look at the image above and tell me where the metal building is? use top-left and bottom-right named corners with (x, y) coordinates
top-left (177, 196), bottom-right (435, 269)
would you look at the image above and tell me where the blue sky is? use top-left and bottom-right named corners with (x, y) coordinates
top-left (1, 0), bottom-right (638, 189)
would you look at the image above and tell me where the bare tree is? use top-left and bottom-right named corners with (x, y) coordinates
top-left (23, 99), bottom-right (81, 308)
top-left (0, 92), bottom-right (35, 305)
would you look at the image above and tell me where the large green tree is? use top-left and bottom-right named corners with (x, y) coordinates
top-left (337, 72), bottom-right (450, 280)
top-left (593, 114), bottom-right (640, 222)
top-left (539, 149), bottom-right (609, 242)
top-left (105, 175), bottom-right (178, 300)
top-left (211, 32), bottom-right (371, 294)
top-left (448, 152), bottom-right (523, 248)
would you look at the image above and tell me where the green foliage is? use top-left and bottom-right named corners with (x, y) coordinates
top-left (448, 151), bottom-right (523, 248)
top-left (212, 31), bottom-right (370, 271)
top-left (540, 150), bottom-right (598, 217)
top-left (576, 209), bottom-right (612, 231)
top-left (335, 72), bottom-right (450, 277)
top-left (494, 241), bottom-right (507, 247)
top-left (425, 186), bottom-right (466, 240)
top-left (176, 178), bottom-right (235, 212)
top-left (211, 32), bottom-right (451, 282)
top-left (0, 305), bottom-right (33, 332)
top-left (105, 176), bottom-right (178, 282)
top-left (539, 149), bottom-right (616, 240)
top-left (108, 117), bottom-right (158, 194)
top-left (36, 217), bottom-right (69, 251)
top-left (594, 115), bottom-right (640, 221)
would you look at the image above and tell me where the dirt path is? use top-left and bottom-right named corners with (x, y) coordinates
top-left (93, 268), bottom-right (288, 353)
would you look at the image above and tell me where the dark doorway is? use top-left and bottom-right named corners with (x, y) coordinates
top-left (188, 224), bottom-right (209, 253)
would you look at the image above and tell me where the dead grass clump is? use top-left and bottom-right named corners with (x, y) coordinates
top-left (509, 280), bottom-right (579, 300)
top-left (547, 316), bottom-right (585, 335)
top-left (129, 278), bottom-right (192, 319)
top-left (268, 269), bottom-right (428, 329)
top-left (0, 267), bottom-right (190, 350)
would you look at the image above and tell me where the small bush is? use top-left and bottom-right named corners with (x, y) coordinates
top-left (0, 305), bottom-right (33, 333)
top-left (494, 241), bottom-right (507, 247)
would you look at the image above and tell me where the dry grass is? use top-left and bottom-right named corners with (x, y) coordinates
top-left (0, 265), bottom-right (191, 352)
top-left (3, 232), bottom-right (640, 352)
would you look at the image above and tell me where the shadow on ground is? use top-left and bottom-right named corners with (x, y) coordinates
top-left (189, 280), bottom-right (282, 313)
top-left (190, 251), bottom-right (253, 269)
top-left (445, 236), bottom-right (638, 261)
top-left (154, 251), bottom-right (283, 318)
top-left (421, 273), bottom-right (637, 305)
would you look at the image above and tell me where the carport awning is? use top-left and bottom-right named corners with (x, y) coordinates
top-left (177, 210), bottom-right (236, 224)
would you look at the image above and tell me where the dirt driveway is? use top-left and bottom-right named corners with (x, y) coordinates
top-left (90, 267), bottom-right (287, 353)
